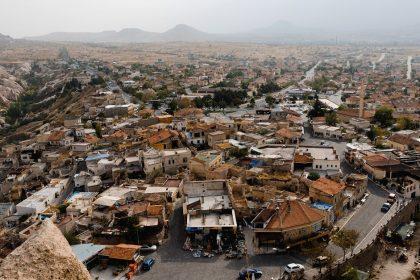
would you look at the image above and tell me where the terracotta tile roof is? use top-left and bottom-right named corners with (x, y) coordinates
top-left (262, 200), bottom-right (325, 231)
top-left (84, 134), bottom-right (99, 144)
top-left (99, 244), bottom-right (140, 261)
top-left (47, 131), bottom-right (66, 142)
top-left (174, 108), bottom-right (204, 117)
top-left (311, 178), bottom-right (345, 196)
top-left (149, 129), bottom-right (173, 145)
top-left (110, 130), bottom-right (128, 139)
top-left (363, 154), bottom-right (400, 167)
top-left (312, 117), bottom-right (326, 123)
top-left (276, 128), bottom-right (301, 139)
top-left (294, 154), bottom-right (313, 164)
top-left (388, 134), bottom-right (414, 146)
top-left (147, 204), bottom-right (164, 216)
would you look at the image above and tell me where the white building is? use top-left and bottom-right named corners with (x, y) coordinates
top-left (297, 146), bottom-right (340, 171)
top-left (313, 125), bottom-right (342, 139)
top-left (71, 142), bottom-right (92, 152)
top-left (16, 186), bottom-right (63, 215)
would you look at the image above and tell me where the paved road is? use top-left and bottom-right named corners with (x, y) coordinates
top-left (139, 205), bottom-right (313, 280)
top-left (327, 179), bottom-right (389, 258)
top-left (407, 56), bottom-right (413, 80)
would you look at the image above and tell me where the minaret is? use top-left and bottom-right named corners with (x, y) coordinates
top-left (358, 84), bottom-right (366, 118)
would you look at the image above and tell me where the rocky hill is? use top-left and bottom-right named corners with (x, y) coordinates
top-left (0, 66), bottom-right (26, 107)
top-left (0, 219), bottom-right (91, 280)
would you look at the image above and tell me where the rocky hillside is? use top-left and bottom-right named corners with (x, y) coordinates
top-left (0, 66), bottom-right (26, 107)
top-left (0, 219), bottom-right (91, 280)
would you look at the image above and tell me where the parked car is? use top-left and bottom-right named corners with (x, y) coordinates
top-left (381, 202), bottom-right (391, 213)
top-left (284, 263), bottom-right (305, 274)
top-left (387, 193), bottom-right (396, 204)
top-left (238, 268), bottom-right (263, 279)
top-left (313, 256), bottom-right (329, 267)
top-left (139, 245), bottom-right (157, 253)
top-left (141, 257), bottom-right (155, 271)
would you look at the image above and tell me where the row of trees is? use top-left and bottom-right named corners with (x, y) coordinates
top-left (193, 89), bottom-right (247, 109)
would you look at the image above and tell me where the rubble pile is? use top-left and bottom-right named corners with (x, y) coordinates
top-left (0, 219), bottom-right (90, 280)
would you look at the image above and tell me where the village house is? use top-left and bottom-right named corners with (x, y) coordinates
top-left (295, 146), bottom-right (340, 172)
top-left (386, 133), bottom-right (419, 151)
top-left (207, 131), bottom-right (226, 149)
top-left (400, 173), bottom-right (420, 198)
top-left (189, 150), bottom-right (223, 179)
top-left (162, 148), bottom-right (191, 175)
top-left (183, 180), bottom-right (237, 236)
top-left (362, 154), bottom-right (400, 180)
top-left (71, 142), bottom-right (92, 153)
top-left (251, 198), bottom-right (327, 253)
top-left (66, 192), bottom-right (98, 216)
top-left (309, 177), bottom-right (346, 219)
top-left (139, 148), bottom-right (163, 178)
top-left (185, 122), bottom-right (208, 146)
top-left (63, 115), bottom-right (82, 128)
top-left (312, 125), bottom-right (342, 140)
top-left (149, 129), bottom-right (182, 150)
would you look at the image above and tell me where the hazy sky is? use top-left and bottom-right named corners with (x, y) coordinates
top-left (1, 0), bottom-right (419, 38)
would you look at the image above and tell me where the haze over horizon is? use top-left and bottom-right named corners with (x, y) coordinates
top-left (1, 0), bottom-right (420, 38)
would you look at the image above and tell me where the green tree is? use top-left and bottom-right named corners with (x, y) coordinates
top-left (249, 97), bottom-right (255, 108)
top-left (396, 117), bottom-right (418, 130)
top-left (93, 122), bottom-right (102, 138)
top-left (325, 111), bottom-right (338, 126)
top-left (167, 99), bottom-right (178, 114)
top-left (259, 81), bottom-right (281, 94)
top-left (229, 147), bottom-right (248, 159)
top-left (265, 95), bottom-right (276, 108)
top-left (307, 93), bottom-right (325, 118)
top-left (373, 106), bottom-right (394, 127)
top-left (194, 97), bottom-right (204, 108)
top-left (331, 229), bottom-right (359, 260)
top-left (308, 172), bottom-right (320, 181)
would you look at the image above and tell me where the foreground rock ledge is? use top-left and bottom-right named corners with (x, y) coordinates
top-left (0, 219), bottom-right (90, 280)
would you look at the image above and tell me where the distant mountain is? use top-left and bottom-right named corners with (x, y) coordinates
top-left (161, 24), bottom-right (213, 42)
top-left (0, 33), bottom-right (14, 44)
top-left (26, 24), bottom-right (214, 43)
top-left (27, 29), bottom-right (159, 43)
top-left (24, 21), bottom-right (420, 44)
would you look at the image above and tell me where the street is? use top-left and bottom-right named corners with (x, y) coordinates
top-left (138, 205), bottom-right (313, 280)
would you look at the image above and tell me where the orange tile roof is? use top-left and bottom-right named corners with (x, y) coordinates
top-left (47, 131), bottom-right (66, 142)
top-left (363, 154), bottom-right (399, 167)
top-left (263, 200), bottom-right (325, 231)
top-left (311, 178), bottom-right (345, 196)
top-left (294, 154), bottom-right (313, 164)
top-left (84, 134), bottom-right (99, 144)
top-left (110, 130), bottom-right (128, 139)
top-left (99, 244), bottom-right (140, 261)
top-left (149, 129), bottom-right (173, 145)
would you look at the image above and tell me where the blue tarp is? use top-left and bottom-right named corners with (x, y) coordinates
top-left (85, 154), bottom-right (109, 161)
top-left (249, 159), bottom-right (264, 168)
top-left (312, 201), bottom-right (333, 211)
